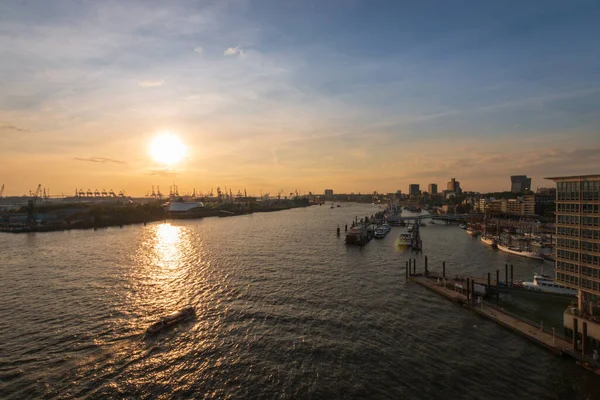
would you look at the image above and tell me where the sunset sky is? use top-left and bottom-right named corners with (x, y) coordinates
top-left (1, 0), bottom-right (599, 197)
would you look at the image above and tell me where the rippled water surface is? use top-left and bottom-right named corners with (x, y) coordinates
top-left (1, 204), bottom-right (599, 399)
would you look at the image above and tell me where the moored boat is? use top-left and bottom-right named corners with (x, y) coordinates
top-left (480, 235), bottom-right (497, 248)
top-left (497, 243), bottom-right (544, 260)
top-left (146, 306), bottom-right (195, 335)
top-left (522, 274), bottom-right (577, 296)
top-left (459, 224), bottom-right (467, 229)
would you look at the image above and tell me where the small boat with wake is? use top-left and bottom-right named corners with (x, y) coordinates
top-left (146, 306), bottom-right (195, 335)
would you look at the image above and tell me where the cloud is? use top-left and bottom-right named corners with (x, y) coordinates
top-left (224, 46), bottom-right (245, 57)
top-left (193, 46), bottom-right (203, 54)
top-left (147, 169), bottom-right (178, 177)
top-left (74, 157), bottom-right (127, 164)
top-left (137, 79), bottom-right (165, 88)
top-left (0, 123), bottom-right (29, 132)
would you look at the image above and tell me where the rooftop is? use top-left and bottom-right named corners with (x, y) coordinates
top-left (545, 174), bottom-right (600, 181)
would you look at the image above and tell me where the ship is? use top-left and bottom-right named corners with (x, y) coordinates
top-left (146, 306), bottom-right (195, 335)
top-left (480, 235), bottom-right (497, 248)
top-left (497, 243), bottom-right (544, 260)
top-left (522, 274), bottom-right (577, 296)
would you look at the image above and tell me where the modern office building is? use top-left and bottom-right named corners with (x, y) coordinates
top-left (548, 174), bottom-right (600, 348)
top-left (428, 184), bottom-right (438, 195)
top-left (446, 178), bottom-right (462, 194)
top-left (324, 189), bottom-right (333, 199)
top-left (510, 175), bottom-right (532, 193)
top-left (409, 184), bottom-right (420, 196)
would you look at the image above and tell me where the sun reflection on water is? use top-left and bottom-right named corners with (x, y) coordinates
top-left (154, 223), bottom-right (183, 269)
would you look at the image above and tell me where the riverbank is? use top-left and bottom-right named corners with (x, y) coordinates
top-left (0, 202), bottom-right (313, 233)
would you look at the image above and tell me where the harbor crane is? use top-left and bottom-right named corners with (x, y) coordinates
top-left (27, 184), bottom-right (42, 224)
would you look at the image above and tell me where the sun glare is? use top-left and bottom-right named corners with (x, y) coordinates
top-left (150, 133), bottom-right (187, 165)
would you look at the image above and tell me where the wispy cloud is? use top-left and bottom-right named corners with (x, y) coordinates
top-left (224, 46), bottom-right (245, 57)
top-left (74, 157), bottom-right (127, 164)
top-left (147, 169), bottom-right (178, 177)
top-left (138, 79), bottom-right (165, 88)
top-left (0, 123), bottom-right (29, 132)
top-left (193, 46), bottom-right (203, 54)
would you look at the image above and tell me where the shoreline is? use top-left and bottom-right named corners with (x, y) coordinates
top-left (0, 203), bottom-right (313, 234)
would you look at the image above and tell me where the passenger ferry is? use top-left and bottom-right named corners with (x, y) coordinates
top-left (374, 224), bottom-right (391, 238)
top-left (522, 274), bottom-right (577, 296)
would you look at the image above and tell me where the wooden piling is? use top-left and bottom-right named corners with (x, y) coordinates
top-left (487, 272), bottom-right (491, 288)
top-left (466, 278), bottom-right (471, 301)
top-left (442, 261), bottom-right (446, 279)
top-left (406, 261), bottom-right (409, 278)
top-left (505, 264), bottom-right (508, 286)
top-left (424, 256), bottom-right (428, 276)
top-left (471, 279), bottom-right (475, 304)
top-left (510, 265), bottom-right (514, 287)
top-left (496, 270), bottom-right (500, 287)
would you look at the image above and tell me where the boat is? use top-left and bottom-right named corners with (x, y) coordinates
top-left (374, 226), bottom-right (389, 238)
top-left (397, 232), bottom-right (413, 246)
top-left (497, 243), bottom-right (544, 260)
top-left (146, 307), bottom-right (195, 334)
top-left (480, 235), bottom-right (497, 248)
top-left (407, 225), bottom-right (414, 233)
top-left (531, 240), bottom-right (543, 248)
top-left (522, 274), bottom-right (578, 296)
top-left (459, 224), bottom-right (467, 229)
top-left (345, 225), bottom-right (370, 245)
top-left (466, 228), bottom-right (478, 236)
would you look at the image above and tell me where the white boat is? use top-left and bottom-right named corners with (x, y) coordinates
top-left (480, 235), bottom-right (497, 248)
top-left (459, 224), bottom-right (467, 229)
top-left (407, 225), bottom-right (414, 233)
top-left (497, 243), bottom-right (544, 260)
top-left (522, 274), bottom-right (577, 296)
top-left (381, 223), bottom-right (391, 232)
top-left (397, 233), bottom-right (412, 246)
top-left (374, 226), bottom-right (388, 238)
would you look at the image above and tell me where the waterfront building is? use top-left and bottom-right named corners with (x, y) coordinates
top-left (547, 174), bottom-right (600, 347)
top-left (510, 175), bottom-right (532, 193)
top-left (409, 184), bottom-right (420, 196)
top-left (324, 189), bottom-right (333, 200)
top-left (479, 198), bottom-right (503, 214)
top-left (428, 184), bottom-right (438, 195)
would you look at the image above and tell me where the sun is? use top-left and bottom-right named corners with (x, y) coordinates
top-left (150, 132), bottom-right (187, 165)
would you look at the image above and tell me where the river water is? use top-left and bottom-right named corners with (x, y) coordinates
top-left (1, 204), bottom-right (598, 399)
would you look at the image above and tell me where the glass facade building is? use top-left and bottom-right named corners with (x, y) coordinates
top-left (549, 175), bottom-right (600, 314)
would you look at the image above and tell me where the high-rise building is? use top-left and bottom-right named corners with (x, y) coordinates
top-left (409, 184), bottom-right (420, 196)
top-left (510, 175), bottom-right (532, 193)
top-left (324, 189), bottom-right (333, 199)
top-left (548, 174), bottom-right (600, 347)
top-left (428, 184), bottom-right (438, 195)
top-left (446, 178), bottom-right (462, 194)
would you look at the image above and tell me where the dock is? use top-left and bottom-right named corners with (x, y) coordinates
top-left (405, 259), bottom-right (600, 375)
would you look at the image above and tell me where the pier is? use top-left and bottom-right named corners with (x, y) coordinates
top-left (406, 260), bottom-right (600, 375)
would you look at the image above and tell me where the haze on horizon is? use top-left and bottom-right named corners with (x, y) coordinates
top-left (1, 0), bottom-right (600, 197)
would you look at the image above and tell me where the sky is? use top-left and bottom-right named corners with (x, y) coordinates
top-left (1, 0), bottom-right (600, 197)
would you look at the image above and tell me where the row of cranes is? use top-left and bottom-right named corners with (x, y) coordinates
top-left (143, 184), bottom-right (303, 202)
top-left (75, 188), bottom-right (126, 199)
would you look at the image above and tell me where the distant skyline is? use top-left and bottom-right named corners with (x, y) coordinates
top-left (1, 0), bottom-right (600, 196)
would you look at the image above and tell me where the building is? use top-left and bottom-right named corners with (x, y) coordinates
top-left (547, 174), bottom-right (600, 347)
top-left (324, 189), bottom-right (333, 200)
top-left (446, 178), bottom-right (462, 194)
top-left (428, 184), bottom-right (438, 195)
top-left (510, 175), bottom-right (532, 193)
top-left (409, 184), bottom-right (420, 196)
top-left (479, 198), bottom-right (503, 214)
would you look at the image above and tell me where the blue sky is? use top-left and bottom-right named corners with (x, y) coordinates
top-left (1, 0), bottom-right (599, 195)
